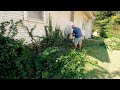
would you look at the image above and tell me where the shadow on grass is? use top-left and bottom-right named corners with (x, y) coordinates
top-left (82, 37), bottom-right (110, 63)
top-left (83, 59), bottom-right (112, 79)
top-left (85, 69), bottom-right (120, 79)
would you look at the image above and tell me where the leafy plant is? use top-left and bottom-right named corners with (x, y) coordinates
top-left (0, 19), bottom-right (22, 37)
top-left (93, 11), bottom-right (120, 38)
top-left (56, 49), bottom-right (87, 79)
top-left (0, 20), bottom-right (42, 79)
top-left (104, 37), bottom-right (120, 50)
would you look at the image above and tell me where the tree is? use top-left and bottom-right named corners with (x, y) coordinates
top-left (93, 11), bottom-right (120, 38)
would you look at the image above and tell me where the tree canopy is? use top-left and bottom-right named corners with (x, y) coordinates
top-left (93, 11), bottom-right (120, 38)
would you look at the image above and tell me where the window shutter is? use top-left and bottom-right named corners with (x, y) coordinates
top-left (70, 11), bottom-right (74, 22)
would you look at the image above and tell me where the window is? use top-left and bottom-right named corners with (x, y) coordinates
top-left (70, 11), bottom-right (74, 22)
top-left (24, 11), bottom-right (45, 23)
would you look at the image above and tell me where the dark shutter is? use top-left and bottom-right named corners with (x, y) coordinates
top-left (70, 11), bottom-right (74, 22)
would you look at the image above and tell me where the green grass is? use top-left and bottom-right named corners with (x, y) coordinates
top-left (82, 37), bottom-right (120, 79)
top-left (85, 46), bottom-right (110, 62)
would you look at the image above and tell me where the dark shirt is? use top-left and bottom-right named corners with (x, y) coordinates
top-left (73, 27), bottom-right (83, 38)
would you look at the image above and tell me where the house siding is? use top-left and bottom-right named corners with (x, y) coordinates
top-left (46, 11), bottom-right (71, 30)
top-left (0, 11), bottom-right (94, 43)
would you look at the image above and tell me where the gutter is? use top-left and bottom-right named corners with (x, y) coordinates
top-left (83, 11), bottom-right (95, 19)
top-left (89, 11), bottom-right (95, 19)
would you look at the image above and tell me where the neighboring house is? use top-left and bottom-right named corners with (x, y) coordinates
top-left (0, 11), bottom-right (95, 43)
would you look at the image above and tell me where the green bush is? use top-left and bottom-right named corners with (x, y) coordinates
top-left (57, 49), bottom-right (87, 79)
top-left (0, 20), bottom-right (43, 79)
top-left (41, 15), bottom-right (64, 51)
top-left (42, 49), bottom-right (88, 79)
top-left (39, 47), bottom-right (63, 79)
top-left (104, 15), bottom-right (120, 38)
top-left (112, 14), bottom-right (120, 25)
top-left (94, 12), bottom-right (120, 39)
top-left (0, 34), bottom-right (39, 79)
top-left (0, 35), bottom-right (25, 79)
top-left (100, 30), bottom-right (108, 38)
top-left (104, 37), bottom-right (120, 50)
top-left (0, 32), bottom-right (38, 79)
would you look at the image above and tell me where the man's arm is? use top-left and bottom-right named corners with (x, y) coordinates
top-left (68, 33), bottom-right (73, 34)
top-left (68, 29), bottom-right (74, 34)
top-left (68, 33), bottom-right (75, 37)
top-left (72, 30), bottom-right (75, 36)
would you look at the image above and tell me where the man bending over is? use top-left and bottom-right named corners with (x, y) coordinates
top-left (71, 25), bottom-right (83, 51)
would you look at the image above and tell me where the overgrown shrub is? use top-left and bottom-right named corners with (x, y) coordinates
top-left (41, 48), bottom-right (88, 79)
top-left (112, 14), bottom-right (120, 25)
top-left (104, 37), bottom-right (120, 50)
top-left (0, 20), bottom-right (43, 79)
top-left (39, 47), bottom-right (63, 79)
top-left (0, 35), bottom-right (26, 79)
top-left (41, 15), bottom-right (64, 51)
top-left (100, 30), bottom-right (108, 38)
top-left (112, 25), bottom-right (120, 38)
top-left (94, 11), bottom-right (120, 39)
top-left (57, 49), bottom-right (87, 79)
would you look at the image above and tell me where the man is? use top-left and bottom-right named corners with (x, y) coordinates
top-left (71, 25), bottom-right (83, 50)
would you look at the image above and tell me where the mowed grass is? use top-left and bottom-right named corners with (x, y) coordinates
top-left (82, 38), bottom-right (120, 79)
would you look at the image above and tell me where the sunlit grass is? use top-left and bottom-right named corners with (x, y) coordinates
top-left (83, 38), bottom-right (120, 79)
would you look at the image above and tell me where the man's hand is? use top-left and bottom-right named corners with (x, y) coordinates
top-left (68, 33), bottom-right (73, 35)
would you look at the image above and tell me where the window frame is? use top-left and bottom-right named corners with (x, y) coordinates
top-left (23, 11), bottom-right (46, 23)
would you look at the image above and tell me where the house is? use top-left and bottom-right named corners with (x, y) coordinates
top-left (0, 11), bottom-right (95, 43)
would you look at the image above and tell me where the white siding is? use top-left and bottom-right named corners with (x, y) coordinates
top-left (46, 11), bottom-right (71, 31)
top-left (74, 11), bottom-right (85, 29)
top-left (0, 11), bottom-right (23, 22)
top-left (0, 11), bottom-right (45, 43)
top-left (0, 11), bottom-right (94, 43)
top-left (85, 20), bottom-right (93, 38)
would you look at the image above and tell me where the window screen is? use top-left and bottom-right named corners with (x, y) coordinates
top-left (28, 11), bottom-right (44, 21)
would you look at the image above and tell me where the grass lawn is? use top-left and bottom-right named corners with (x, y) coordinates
top-left (82, 38), bottom-right (120, 79)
